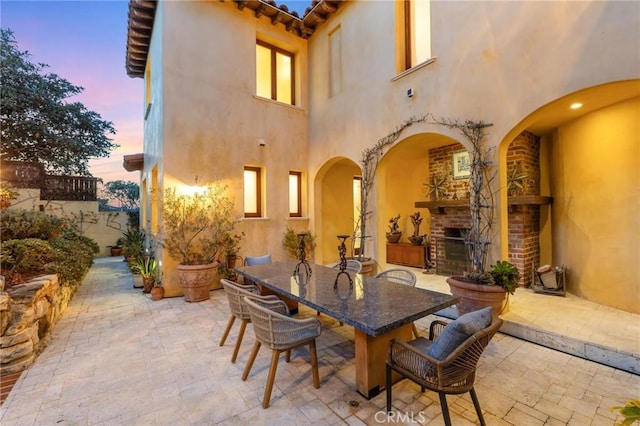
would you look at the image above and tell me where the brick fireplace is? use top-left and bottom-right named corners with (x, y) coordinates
top-left (416, 132), bottom-right (548, 287)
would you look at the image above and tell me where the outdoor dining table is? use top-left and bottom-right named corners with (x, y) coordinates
top-left (235, 260), bottom-right (458, 398)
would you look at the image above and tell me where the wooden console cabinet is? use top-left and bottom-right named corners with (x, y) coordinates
top-left (386, 243), bottom-right (426, 268)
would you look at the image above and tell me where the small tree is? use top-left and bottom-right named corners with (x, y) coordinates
top-left (0, 29), bottom-right (117, 176)
top-left (103, 180), bottom-right (140, 211)
top-left (156, 182), bottom-right (238, 265)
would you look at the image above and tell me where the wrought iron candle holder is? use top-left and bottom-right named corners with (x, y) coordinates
top-left (334, 234), bottom-right (353, 289)
top-left (293, 233), bottom-right (312, 281)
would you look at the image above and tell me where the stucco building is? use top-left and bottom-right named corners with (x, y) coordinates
top-left (124, 0), bottom-right (639, 313)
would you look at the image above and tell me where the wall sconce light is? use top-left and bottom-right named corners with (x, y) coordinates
top-left (258, 139), bottom-right (266, 147)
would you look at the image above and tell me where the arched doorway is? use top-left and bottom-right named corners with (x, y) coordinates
top-left (313, 157), bottom-right (361, 265)
top-left (499, 80), bottom-right (639, 313)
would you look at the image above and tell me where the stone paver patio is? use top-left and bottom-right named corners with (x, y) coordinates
top-left (1, 257), bottom-right (638, 425)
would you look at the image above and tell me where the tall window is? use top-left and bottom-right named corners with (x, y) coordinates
top-left (289, 171), bottom-right (302, 217)
top-left (400, 0), bottom-right (431, 71)
top-left (244, 166), bottom-right (262, 218)
top-left (256, 41), bottom-right (295, 105)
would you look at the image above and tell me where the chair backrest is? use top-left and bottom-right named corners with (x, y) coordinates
top-left (220, 279), bottom-right (260, 320)
top-left (244, 254), bottom-right (272, 266)
top-left (374, 269), bottom-right (417, 287)
top-left (244, 296), bottom-right (321, 350)
top-left (437, 317), bottom-right (503, 390)
top-left (332, 259), bottom-right (362, 274)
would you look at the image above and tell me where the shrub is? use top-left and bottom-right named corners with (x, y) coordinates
top-left (1, 238), bottom-right (59, 285)
top-left (48, 236), bottom-right (95, 284)
top-left (0, 209), bottom-right (64, 240)
top-left (0, 211), bottom-right (98, 287)
top-left (282, 227), bottom-right (316, 260)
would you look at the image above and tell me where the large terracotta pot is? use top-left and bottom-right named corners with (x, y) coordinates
top-left (177, 262), bottom-right (219, 302)
top-left (353, 257), bottom-right (377, 277)
top-left (446, 276), bottom-right (508, 322)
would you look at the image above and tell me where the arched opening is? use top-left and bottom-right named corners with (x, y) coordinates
top-left (313, 157), bottom-right (361, 265)
top-left (498, 80), bottom-right (639, 313)
top-left (376, 132), bottom-right (460, 271)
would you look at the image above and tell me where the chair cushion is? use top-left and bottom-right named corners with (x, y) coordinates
top-left (245, 254), bottom-right (272, 266)
top-left (428, 307), bottom-right (493, 360)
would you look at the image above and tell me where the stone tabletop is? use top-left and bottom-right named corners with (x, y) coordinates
top-left (235, 261), bottom-right (457, 336)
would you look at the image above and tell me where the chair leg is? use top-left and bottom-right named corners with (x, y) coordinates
top-left (386, 363), bottom-right (393, 412)
top-left (242, 341), bottom-right (261, 381)
top-left (438, 393), bottom-right (452, 426)
top-left (285, 350), bottom-right (291, 362)
top-left (231, 319), bottom-right (248, 363)
top-left (219, 315), bottom-right (235, 346)
top-left (309, 340), bottom-right (320, 388)
top-left (470, 387), bottom-right (486, 426)
top-left (263, 350), bottom-right (281, 408)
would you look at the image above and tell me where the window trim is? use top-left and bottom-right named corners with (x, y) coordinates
top-left (256, 40), bottom-right (295, 105)
top-left (289, 171), bottom-right (302, 218)
top-left (244, 166), bottom-right (262, 218)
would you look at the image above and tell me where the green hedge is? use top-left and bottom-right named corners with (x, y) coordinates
top-left (0, 210), bottom-right (98, 287)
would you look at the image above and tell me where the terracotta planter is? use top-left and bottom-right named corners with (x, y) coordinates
top-left (226, 254), bottom-right (238, 269)
top-left (177, 262), bottom-right (219, 302)
top-left (446, 276), bottom-right (508, 322)
top-left (350, 257), bottom-right (376, 277)
top-left (110, 247), bottom-right (122, 256)
top-left (150, 286), bottom-right (164, 301)
top-left (142, 277), bottom-right (154, 293)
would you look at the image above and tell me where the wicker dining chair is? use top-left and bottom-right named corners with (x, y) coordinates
top-left (219, 279), bottom-right (286, 363)
top-left (374, 268), bottom-right (417, 286)
top-left (374, 268), bottom-right (418, 336)
top-left (386, 307), bottom-right (502, 426)
top-left (242, 296), bottom-right (322, 408)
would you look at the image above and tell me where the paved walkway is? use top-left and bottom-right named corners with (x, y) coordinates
top-left (1, 257), bottom-right (638, 425)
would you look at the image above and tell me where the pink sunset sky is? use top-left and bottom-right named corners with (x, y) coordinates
top-left (2, 0), bottom-right (311, 185)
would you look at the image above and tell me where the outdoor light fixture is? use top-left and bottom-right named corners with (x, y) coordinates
top-left (570, 102), bottom-right (583, 109)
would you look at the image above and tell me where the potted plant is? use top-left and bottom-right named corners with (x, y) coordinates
top-left (156, 181), bottom-right (238, 302)
top-left (121, 228), bottom-right (146, 262)
top-left (150, 280), bottom-right (164, 301)
top-left (435, 118), bottom-right (516, 320)
top-left (385, 215), bottom-right (402, 244)
top-left (109, 243), bottom-right (122, 257)
top-left (219, 231), bottom-right (244, 280)
top-left (282, 227), bottom-right (316, 260)
top-left (130, 255), bottom-right (157, 293)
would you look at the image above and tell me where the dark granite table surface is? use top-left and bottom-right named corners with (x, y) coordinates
top-left (235, 260), bottom-right (457, 337)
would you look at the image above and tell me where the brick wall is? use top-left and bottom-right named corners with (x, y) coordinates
top-left (427, 133), bottom-right (543, 286)
top-left (507, 131), bottom-right (541, 287)
top-left (427, 143), bottom-right (469, 200)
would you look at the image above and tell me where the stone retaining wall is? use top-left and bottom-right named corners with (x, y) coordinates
top-left (0, 274), bottom-right (78, 374)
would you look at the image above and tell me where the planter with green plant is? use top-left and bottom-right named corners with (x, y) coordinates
top-left (219, 231), bottom-right (244, 280)
top-left (130, 255), bottom-right (157, 293)
top-left (156, 182), bottom-right (238, 302)
top-left (432, 117), bottom-right (516, 320)
top-left (121, 228), bottom-right (146, 262)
